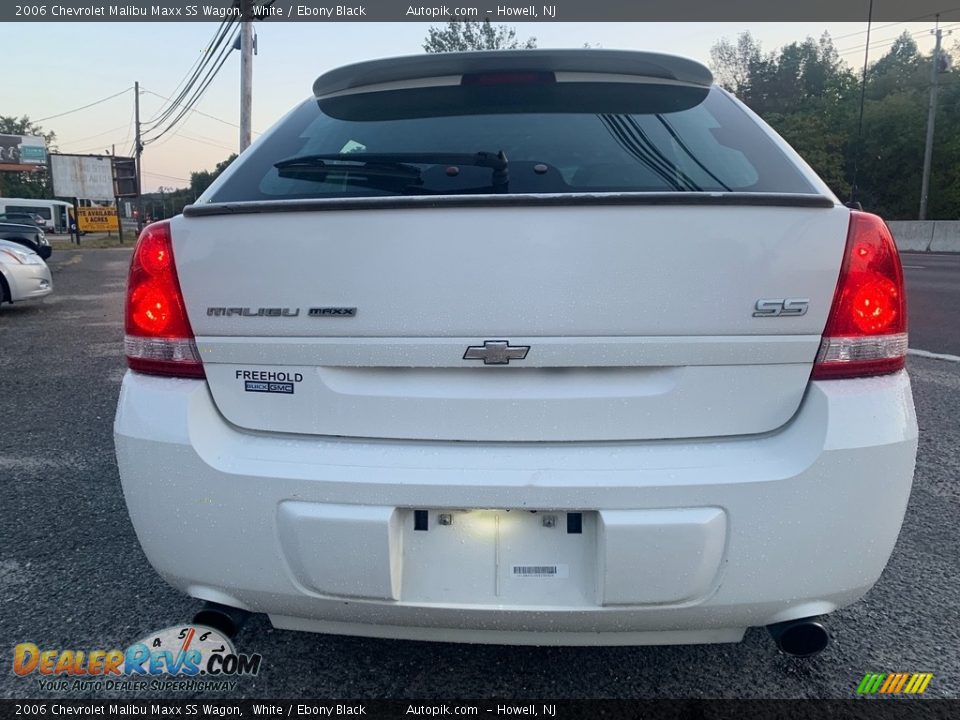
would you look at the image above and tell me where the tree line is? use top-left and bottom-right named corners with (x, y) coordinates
top-left (709, 30), bottom-right (958, 219)
top-left (2, 23), bottom-right (957, 220)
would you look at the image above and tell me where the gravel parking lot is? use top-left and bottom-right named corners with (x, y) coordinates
top-left (1, 248), bottom-right (958, 700)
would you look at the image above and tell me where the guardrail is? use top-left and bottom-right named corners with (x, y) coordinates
top-left (888, 221), bottom-right (960, 253)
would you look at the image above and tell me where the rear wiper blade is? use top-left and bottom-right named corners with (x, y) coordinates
top-left (274, 155), bottom-right (424, 192)
top-left (275, 151), bottom-right (510, 190)
top-left (275, 151), bottom-right (508, 170)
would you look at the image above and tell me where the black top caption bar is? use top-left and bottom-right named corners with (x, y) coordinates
top-left (4, 0), bottom-right (951, 22)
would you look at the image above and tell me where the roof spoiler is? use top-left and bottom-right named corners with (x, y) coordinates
top-left (313, 49), bottom-right (713, 98)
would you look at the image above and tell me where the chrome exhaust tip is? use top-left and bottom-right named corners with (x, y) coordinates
top-left (767, 617), bottom-right (829, 657)
top-left (192, 601), bottom-right (252, 640)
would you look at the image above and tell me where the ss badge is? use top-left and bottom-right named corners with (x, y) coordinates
top-left (753, 298), bottom-right (809, 317)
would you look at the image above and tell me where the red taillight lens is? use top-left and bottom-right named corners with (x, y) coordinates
top-left (124, 221), bottom-right (204, 378)
top-left (812, 211), bottom-right (907, 380)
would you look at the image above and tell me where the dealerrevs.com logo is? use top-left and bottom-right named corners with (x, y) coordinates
top-left (13, 625), bottom-right (262, 693)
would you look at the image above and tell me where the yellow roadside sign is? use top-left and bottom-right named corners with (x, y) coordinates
top-left (77, 206), bottom-right (119, 232)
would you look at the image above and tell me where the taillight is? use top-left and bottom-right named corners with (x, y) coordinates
top-left (812, 211), bottom-right (907, 380)
top-left (124, 221), bottom-right (204, 378)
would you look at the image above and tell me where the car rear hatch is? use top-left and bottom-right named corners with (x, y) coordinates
top-left (175, 49), bottom-right (848, 442)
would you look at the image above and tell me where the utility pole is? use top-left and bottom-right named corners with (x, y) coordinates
top-left (848, 0), bottom-right (873, 210)
top-left (919, 17), bottom-right (947, 220)
top-left (112, 143), bottom-right (123, 243)
top-left (239, 0), bottom-right (254, 152)
top-left (134, 80), bottom-right (144, 232)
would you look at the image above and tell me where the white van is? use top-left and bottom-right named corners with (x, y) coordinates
top-left (0, 198), bottom-right (73, 233)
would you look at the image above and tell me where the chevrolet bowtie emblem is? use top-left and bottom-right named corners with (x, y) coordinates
top-left (463, 340), bottom-right (530, 365)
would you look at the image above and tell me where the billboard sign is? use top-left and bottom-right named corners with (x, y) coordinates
top-left (0, 135), bottom-right (47, 169)
top-left (77, 206), bottom-right (119, 233)
top-left (50, 154), bottom-right (115, 200)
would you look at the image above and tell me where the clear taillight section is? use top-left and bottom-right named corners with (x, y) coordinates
top-left (124, 221), bottom-right (204, 378)
top-left (812, 211), bottom-right (907, 380)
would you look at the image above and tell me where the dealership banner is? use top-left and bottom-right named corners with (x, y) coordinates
top-left (0, 134), bottom-right (47, 170)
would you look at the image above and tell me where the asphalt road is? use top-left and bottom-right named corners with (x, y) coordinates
top-left (1, 247), bottom-right (958, 701)
top-left (901, 253), bottom-right (960, 357)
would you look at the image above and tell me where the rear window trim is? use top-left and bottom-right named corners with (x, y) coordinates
top-left (183, 192), bottom-right (835, 218)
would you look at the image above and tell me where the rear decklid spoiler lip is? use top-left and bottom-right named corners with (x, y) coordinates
top-left (312, 49), bottom-right (714, 98)
top-left (184, 192), bottom-right (836, 217)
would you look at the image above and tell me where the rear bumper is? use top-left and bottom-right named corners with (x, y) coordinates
top-left (114, 370), bottom-right (917, 645)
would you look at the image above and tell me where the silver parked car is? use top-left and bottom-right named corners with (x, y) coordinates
top-left (0, 239), bottom-right (52, 305)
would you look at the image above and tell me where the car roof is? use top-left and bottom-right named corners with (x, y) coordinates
top-left (313, 49), bottom-right (713, 98)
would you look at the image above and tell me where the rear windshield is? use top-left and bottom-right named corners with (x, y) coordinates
top-left (205, 82), bottom-right (816, 203)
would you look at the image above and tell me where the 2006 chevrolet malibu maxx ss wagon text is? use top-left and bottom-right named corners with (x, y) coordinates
top-left (114, 49), bottom-right (918, 655)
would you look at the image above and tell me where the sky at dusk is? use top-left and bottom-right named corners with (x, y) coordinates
top-left (6, 21), bottom-right (951, 192)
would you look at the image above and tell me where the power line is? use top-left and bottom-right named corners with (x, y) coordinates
top-left (156, 21), bottom-right (230, 114)
top-left (141, 88), bottom-right (260, 133)
top-left (117, 105), bottom-right (136, 157)
top-left (838, 36), bottom-right (913, 57)
top-left (142, 20), bottom-right (233, 129)
top-left (142, 19), bottom-right (236, 131)
top-left (172, 132), bottom-right (236, 152)
top-left (58, 123), bottom-right (132, 149)
top-left (142, 46), bottom-right (235, 145)
top-left (140, 36), bottom-right (237, 145)
top-left (141, 21), bottom-right (240, 144)
top-left (831, 8), bottom-right (960, 41)
top-left (34, 87), bottom-right (133, 123)
top-left (66, 141), bottom-right (129, 155)
top-left (142, 171), bottom-right (190, 182)
top-left (150, 129), bottom-right (237, 153)
top-left (833, 20), bottom-right (921, 42)
top-left (837, 22), bottom-right (960, 56)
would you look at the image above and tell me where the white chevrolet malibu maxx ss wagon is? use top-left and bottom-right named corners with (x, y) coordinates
top-left (114, 50), bottom-right (917, 655)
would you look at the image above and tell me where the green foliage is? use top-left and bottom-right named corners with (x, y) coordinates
top-left (710, 31), bottom-right (960, 219)
top-left (855, 93), bottom-right (926, 217)
top-left (423, 19), bottom-right (536, 53)
top-left (189, 153), bottom-right (238, 199)
top-left (137, 154), bottom-right (238, 220)
top-left (0, 115), bottom-right (56, 199)
top-left (867, 33), bottom-right (923, 98)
